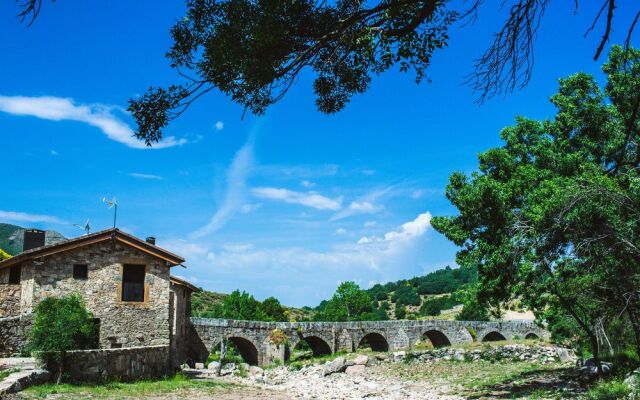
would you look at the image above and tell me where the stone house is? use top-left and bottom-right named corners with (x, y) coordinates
top-left (0, 228), bottom-right (198, 367)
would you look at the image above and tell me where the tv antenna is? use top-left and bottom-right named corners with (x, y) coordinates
top-left (102, 197), bottom-right (118, 228)
top-left (73, 219), bottom-right (91, 235)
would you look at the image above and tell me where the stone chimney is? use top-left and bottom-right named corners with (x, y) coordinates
top-left (23, 229), bottom-right (46, 252)
top-left (145, 237), bottom-right (156, 246)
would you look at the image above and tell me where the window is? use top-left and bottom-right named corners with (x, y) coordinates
top-left (8, 265), bottom-right (21, 284)
top-left (73, 264), bottom-right (88, 280)
top-left (121, 264), bottom-right (145, 302)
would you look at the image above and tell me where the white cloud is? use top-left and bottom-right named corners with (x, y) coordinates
top-left (50, 150), bottom-right (58, 156)
top-left (358, 212), bottom-right (432, 244)
top-left (128, 172), bottom-right (163, 180)
top-left (335, 228), bottom-right (347, 235)
top-left (330, 186), bottom-right (394, 221)
top-left (190, 139), bottom-right (254, 239)
top-left (0, 95), bottom-right (187, 149)
top-left (364, 220), bottom-right (378, 228)
top-left (252, 188), bottom-right (342, 210)
top-left (0, 210), bottom-right (67, 224)
top-left (300, 180), bottom-right (316, 188)
top-left (215, 121), bottom-right (224, 131)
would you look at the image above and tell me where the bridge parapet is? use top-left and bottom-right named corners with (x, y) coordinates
top-left (188, 318), bottom-right (548, 367)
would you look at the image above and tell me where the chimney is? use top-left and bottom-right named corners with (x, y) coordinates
top-left (23, 229), bottom-right (46, 252)
top-left (146, 237), bottom-right (156, 246)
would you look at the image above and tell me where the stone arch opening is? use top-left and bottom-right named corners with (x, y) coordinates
top-left (358, 332), bottom-right (389, 352)
top-left (481, 331), bottom-right (507, 342)
top-left (228, 336), bottom-right (259, 365)
top-left (421, 330), bottom-right (452, 348)
top-left (286, 335), bottom-right (332, 361)
top-left (525, 333), bottom-right (540, 341)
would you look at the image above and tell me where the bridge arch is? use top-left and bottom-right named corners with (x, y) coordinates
top-left (358, 332), bottom-right (389, 352)
top-left (525, 332), bottom-right (540, 340)
top-left (227, 336), bottom-right (260, 365)
top-left (286, 335), bottom-right (333, 361)
top-left (481, 331), bottom-right (507, 342)
top-left (422, 329), bottom-right (452, 348)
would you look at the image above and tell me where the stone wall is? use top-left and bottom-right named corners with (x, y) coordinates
top-left (0, 315), bottom-right (33, 357)
top-left (21, 241), bottom-right (172, 348)
top-left (169, 282), bottom-right (192, 367)
top-left (54, 345), bottom-right (171, 383)
top-left (0, 284), bottom-right (21, 318)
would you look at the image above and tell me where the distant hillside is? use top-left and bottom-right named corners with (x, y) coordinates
top-left (0, 223), bottom-right (67, 255)
top-left (365, 265), bottom-right (477, 320)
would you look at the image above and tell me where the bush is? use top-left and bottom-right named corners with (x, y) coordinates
top-left (585, 380), bottom-right (630, 400)
top-left (27, 295), bottom-right (96, 384)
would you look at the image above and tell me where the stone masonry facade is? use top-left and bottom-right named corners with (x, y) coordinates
top-left (12, 241), bottom-right (173, 348)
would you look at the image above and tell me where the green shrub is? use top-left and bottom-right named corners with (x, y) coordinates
top-left (27, 295), bottom-right (96, 384)
top-left (585, 380), bottom-right (630, 400)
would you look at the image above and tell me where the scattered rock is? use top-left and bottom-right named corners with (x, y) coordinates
top-left (556, 348), bottom-right (577, 364)
top-left (353, 355), bottom-right (369, 365)
top-left (392, 351), bottom-right (406, 362)
top-left (194, 362), bottom-right (205, 369)
top-left (207, 361), bottom-right (220, 371)
top-left (345, 365), bottom-right (366, 375)
top-left (249, 366), bottom-right (264, 376)
top-left (323, 357), bottom-right (346, 376)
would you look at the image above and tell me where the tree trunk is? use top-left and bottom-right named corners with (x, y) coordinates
top-left (216, 338), bottom-right (226, 377)
top-left (589, 333), bottom-right (604, 378)
top-left (56, 353), bottom-right (64, 385)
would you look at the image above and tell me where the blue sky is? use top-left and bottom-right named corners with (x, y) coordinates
top-left (1, 1), bottom-right (638, 306)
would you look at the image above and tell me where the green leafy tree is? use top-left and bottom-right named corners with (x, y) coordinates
top-left (221, 290), bottom-right (267, 320)
top-left (116, 0), bottom-right (640, 145)
top-left (433, 45), bottom-right (640, 374)
top-left (27, 295), bottom-right (96, 384)
top-left (0, 248), bottom-right (11, 261)
top-left (394, 304), bottom-right (407, 319)
top-left (317, 281), bottom-right (373, 321)
top-left (260, 296), bottom-right (287, 321)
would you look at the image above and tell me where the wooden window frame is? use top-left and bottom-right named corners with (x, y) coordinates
top-left (117, 264), bottom-right (149, 306)
top-left (8, 265), bottom-right (21, 285)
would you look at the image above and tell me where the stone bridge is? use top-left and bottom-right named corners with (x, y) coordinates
top-left (188, 318), bottom-right (549, 367)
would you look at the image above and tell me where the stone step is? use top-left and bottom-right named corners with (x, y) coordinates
top-left (0, 369), bottom-right (50, 395)
top-left (0, 358), bottom-right (37, 370)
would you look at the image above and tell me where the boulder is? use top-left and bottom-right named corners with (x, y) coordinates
top-left (556, 348), bottom-right (577, 364)
top-left (624, 368), bottom-right (640, 391)
top-left (249, 366), bottom-right (264, 376)
top-left (354, 355), bottom-right (369, 365)
top-left (392, 351), bottom-right (406, 362)
top-left (345, 365), bottom-right (366, 375)
top-left (194, 362), bottom-right (205, 369)
top-left (323, 357), bottom-right (346, 376)
top-left (207, 361), bottom-right (220, 371)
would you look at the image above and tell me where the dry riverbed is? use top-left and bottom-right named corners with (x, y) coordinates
top-left (12, 345), bottom-right (585, 399)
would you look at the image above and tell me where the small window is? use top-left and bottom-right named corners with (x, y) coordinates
top-left (73, 264), bottom-right (88, 280)
top-left (8, 265), bottom-right (21, 284)
top-left (121, 264), bottom-right (145, 302)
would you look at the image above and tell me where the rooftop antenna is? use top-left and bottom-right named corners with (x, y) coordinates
top-left (102, 196), bottom-right (118, 228)
top-left (73, 219), bottom-right (91, 235)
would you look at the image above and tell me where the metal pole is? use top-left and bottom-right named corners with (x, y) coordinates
top-left (113, 204), bottom-right (117, 228)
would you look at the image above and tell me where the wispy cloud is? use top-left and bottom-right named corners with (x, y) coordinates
top-left (190, 138), bottom-right (254, 239)
top-left (128, 172), bottom-right (163, 180)
top-left (0, 95), bottom-right (187, 149)
top-left (300, 180), bottom-right (316, 188)
top-left (330, 185), bottom-right (395, 221)
top-left (358, 212), bottom-right (431, 244)
top-left (0, 210), bottom-right (67, 224)
top-left (252, 188), bottom-right (342, 210)
top-left (215, 121), bottom-right (224, 131)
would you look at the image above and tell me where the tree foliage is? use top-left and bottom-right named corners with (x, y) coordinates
top-left (315, 281), bottom-right (375, 321)
top-left (117, 0), bottom-right (640, 146)
top-left (433, 45), bottom-right (640, 371)
top-left (0, 248), bottom-right (11, 261)
top-left (27, 295), bottom-right (96, 383)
